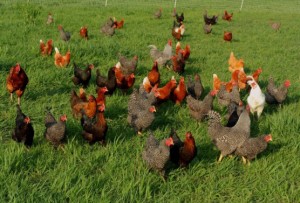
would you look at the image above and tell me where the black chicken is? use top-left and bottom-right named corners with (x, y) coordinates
top-left (176, 12), bottom-right (184, 23)
top-left (12, 105), bottom-right (34, 147)
top-left (72, 63), bottom-right (94, 87)
top-left (96, 68), bottom-right (117, 95)
top-left (203, 10), bottom-right (218, 25)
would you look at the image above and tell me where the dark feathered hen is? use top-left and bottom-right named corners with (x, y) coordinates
top-left (44, 109), bottom-right (67, 147)
top-left (265, 77), bottom-right (290, 105)
top-left (235, 134), bottom-right (272, 165)
top-left (226, 101), bottom-right (244, 127)
top-left (58, 25), bottom-right (71, 41)
top-left (187, 73), bottom-right (204, 100)
top-left (176, 12), bottom-right (184, 23)
top-left (207, 107), bottom-right (251, 162)
top-left (96, 68), bottom-right (117, 95)
top-left (186, 90), bottom-right (216, 121)
top-left (142, 134), bottom-right (174, 177)
top-left (72, 63), bottom-right (94, 87)
top-left (12, 105), bottom-right (34, 147)
top-left (203, 10), bottom-right (218, 25)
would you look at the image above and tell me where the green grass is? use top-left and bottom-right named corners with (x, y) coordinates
top-left (1, 0), bottom-right (300, 202)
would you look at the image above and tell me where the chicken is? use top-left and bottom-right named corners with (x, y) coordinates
top-left (172, 22), bottom-right (185, 41)
top-left (96, 87), bottom-right (108, 111)
top-left (114, 63), bottom-right (135, 91)
top-left (226, 101), bottom-right (244, 127)
top-left (129, 88), bottom-right (157, 117)
top-left (270, 22), bottom-right (280, 31)
top-left (217, 82), bottom-right (241, 107)
top-left (247, 77), bottom-right (266, 118)
top-left (96, 67), bottom-right (117, 95)
top-left (118, 54), bottom-right (138, 76)
top-left (251, 68), bottom-right (262, 83)
top-left (223, 31), bottom-right (232, 42)
top-left (175, 12), bottom-right (184, 23)
top-left (40, 39), bottom-right (53, 56)
top-left (72, 63), bottom-right (94, 87)
top-left (203, 10), bottom-right (218, 25)
top-left (186, 90), bottom-right (216, 121)
top-left (54, 47), bottom-right (71, 68)
top-left (175, 42), bottom-right (190, 60)
top-left (58, 25), bottom-right (71, 41)
top-left (212, 74), bottom-right (227, 92)
top-left (142, 133), bottom-right (174, 177)
top-left (203, 24), bottom-right (212, 34)
top-left (72, 95), bottom-right (97, 119)
top-left (79, 26), bottom-right (88, 40)
top-left (207, 107), bottom-right (251, 162)
top-left (154, 8), bottom-right (162, 19)
top-left (149, 39), bottom-right (172, 67)
top-left (142, 77), bottom-right (153, 93)
top-left (235, 134), bottom-right (273, 165)
top-left (222, 10), bottom-right (233, 21)
top-left (152, 76), bottom-right (177, 102)
top-left (6, 63), bottom-right (29, 105)
top-left (81, 108), bottom-right (108, 145)
top-left (101, 23), bottom-right (116, 36)
top-left (70, 88), bottom-right (88, 118)
top-left (148, 61), bottom-right (160, 87)
top-left (44, 108), bottom-right (67, 147)
top-left (12, 105), bottom-right (34, 148)
top-left (228, 52), bottom-right (244, 73)
top-left (187, 73), bottom-right (204, 100)
top-left (265, 77), bottom-right (291, 105)
top-left (113, 17), bottom-right (124, 29)
top-left (171, 76), bottom-right (187, 105)
top-left (172, 52), bottom-right (185, 74)
top-left (46, 13), bottom-right (54, 25)
top-left (169, 129), bottom-right (197, 167)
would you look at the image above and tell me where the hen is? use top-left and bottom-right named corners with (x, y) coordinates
top-left (223, 31), bottom-right (232, 42)
top-left (6, 63), bottom-right (29, 105)
top-left (40, 39), bottom-right (53, 56)
top-left (175, 42), bottom-right (190, 61)
top-left (149, 39), bottom-right (172, 67)
top-left (114, 63), bottom-right (135, 91)
top-left (216, 82), bottom-right (241, 107)
top-left (171, 76), bottom-right (187, 105)
top-left (265, 77), bottom-right (290, 105)
top-left (251, 68), bottom-right (263, 83)
top-left (186, 90), bottom-right (216, 122)
top-left (113, 17), bottom-right (124, 29)
top-left (46, 13), bottom-right (54, 25)
top-left (235, 134), bottom-right (272, 165)
top-left (225, 101), bottom-right (244, 127)
top-left (172, 22), bottom-right (185, 41)
top-left (148, 61), bottom-right (160, 87)
top-left (247, 77), bottom-right (265, 118)
top-left (142, 133), bottom-right (174, 178)
top-left (171, 52), bottom-right (185, 74)
top-left (222, 10), bottom-right (233, 21)
top-left (175, 12), bottom-right (184, 23)
top-left (187, 73), bottom-right (204, 100)
top-left (44, 109), bottom-right (67, 147)
top-left (58, 25), bottom-right (71, 41)
top-left (12, 105), bottom-right (34, 148)
top-left (203, 10), bottom-right (218, 25)
top-left (79, 26), bottom-right (88, 40)
top-left (142, 76), bottom-right (153, 93)
top-left (72, 63), bottom-right (94, 87)
top-left (207, 107), bottom-right (251, 162)
top-left (203, 24), bottom-right (212, 34)
top-left (54, 47), bottom-right (71, 68)
top-left (101, 21), bottom-right (116, 36)
top-left (70, 88), bottom-right (88, 118)
top-left (152, 76), bottom-right (177, 103)
top-left (228, 52), bottom-right (244, 73)
top-left (118, 54), bottom-right (138, 76)
top-left (96, 67), bottom-right (117, 95)
top-left (96, 87), bottom-right (108, 112)
top-left (72, 95), bottom-right (97, 119)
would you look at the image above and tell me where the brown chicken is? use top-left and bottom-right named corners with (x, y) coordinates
top-left (171, 76), bottom-right (187, 105)
top-left (143, 77), bottom-right (153, 93)
top-left (265, 77), bottom-right (291, 105)
top-left (222, 10), bottom-right (233, 21)
top-left (70, 88), bottom-right (88, 117)
top-left (79, 26), bottom-right (88, 40)
top-left (228, 52), bottom-right (244, 73)
top-left (223, 31), bottom-right (232, 42)
top-left (96, 87), bottom-right (108, 111)
top-left (187, 73), bottom-right (204, 100)
top-left (113, 17), bottom-right (124, 28)
top-left (114, 63), bottom-right (135, 90)
top-left (153, 76), bottom-right (177, 102)
top-left (6, 63), bottom-right (29, 105)
top-left (172, 22), bottom-right (185, 41)
top-left (54, 47), bottom-right (71, 67)
top-left (148, 61), bottom-right (160, 87)
top-left (213, 74), bottom-right (228, 92)
top-left (175, 42), bottom-right (190, 60)
top-left (172, 52), bottom-right (185, 74)
top-left (252, 68), bottom-right (262, 83)
top-left (72, 95), bottom-right (97, 119)
top-left (40, 39), bottom-right (53, 56)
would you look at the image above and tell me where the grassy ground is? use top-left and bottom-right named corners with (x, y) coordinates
top-left (0, 0), bottom-right (300, 202)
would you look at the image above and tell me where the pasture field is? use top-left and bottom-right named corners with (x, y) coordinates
top-left (0, 0), bottom-right (300, 202)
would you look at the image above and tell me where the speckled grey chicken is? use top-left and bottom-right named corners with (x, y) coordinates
top-left (186, 90), bottom-right (216, 121)
top-left (187, 73), bottom-right (204, 100)
top-left (101, 22), bottom-right (116, 36)
top-left (265, 77), bottom-right (290, 105)
top-left (142, 133), bottom-right (174, 177)
top-left (217, 83), bottom-right (241, 107)
top-left (138, 84), bottom-right (157, 105)
top-left (225, 101), bottom-right (244, 127)
top-left (207, 107), bottom-right (250, 162)
top-left (44, 108), bottom-right (67, 147)
top-left (12, 105), bottom-right (34, 147)
top-left (235, 134), bottom-right (272, 165)
top-left (149, 40), bottom-right (172, 67)
top-left (118, 54), bottom-right (138, 76)
top-left (72, 63), bottom-right (94, 88)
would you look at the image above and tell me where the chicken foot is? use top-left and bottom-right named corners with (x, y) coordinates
top-left (218, 154), bottom-right (224, 162)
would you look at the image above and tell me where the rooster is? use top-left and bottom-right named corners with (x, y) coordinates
top-left (265, 77), bottom-right (290, 105)
top-left (171, 76), bottom-right (187, 105)
top-left (187, 73), bottom-right (204, 100)
top-left (40, 39), bottom-right (53, 56)
top-left (175, 42), bottom-right (190, 60)
top-left (247, 77), bottom-right (265, 118)
top-left (149, 39), bottom-right (172, 67)
top-left (72, 63), bottom-right (94, 87)
top-left (228, 52), bottom-right (244, 73)
top-left (96, 67), bottom-right (117, 95)
top-left (12, 105), bottom-right (34, 148)
top-left (235, 134), bottom-right (272, 165)
top-left (79, 26), bottom-right (88, 40)
top-left (207, 107), bottom-right (251, 162)
top-left (203, 10), bottom-right (218, 25)
top-left (58, 25), bottom-right (71, 41)
top-left (222, 10), bottom-right (233, 21)
top-left (54, 47), bottom-right (71, 67)
top-left (148, 61), bottom-right (160, 87)
top-left (223, 31), bottom-right (232, 42)
top-left (6, 63), bottom-right (29, 105)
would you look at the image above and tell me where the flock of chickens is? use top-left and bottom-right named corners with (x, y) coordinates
top-left (7, 7), bottom-right (290, 179)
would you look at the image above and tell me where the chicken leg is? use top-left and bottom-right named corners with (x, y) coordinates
top-left (241, 156), bottom-right (250, 165)
top-left (18, 97), bottom-right (21, 105)
top-left (10, 93), bottom-right (13, 101)
top-left (218, 154), bottom-right (224, 162)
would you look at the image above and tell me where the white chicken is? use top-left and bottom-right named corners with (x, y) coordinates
top-left (247, 76), bottom-right (265, 118)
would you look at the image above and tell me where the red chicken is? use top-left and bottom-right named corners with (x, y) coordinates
top-left (175, 42), bottom-right (190, 60)
top-left (171, 76), bottom-right (187, 105)
top-left (222, 10), bottom-right (233, 21)
top-left (114, 63), bottom-right (135, 90)
top-left (152, 76), bottom-right (177, 102)
top-left (72, 95), bottom-right (97, 119)
top-left (252, 68), bottom-right (262, 83)
top-left (40, 39), bottom-right (53, 56)
top-left (113, 17), bottom-right (124, 29)
top-left (142, 77), bottom-right (153, 93)
top-left (223, 31), bottom-right (232, 42)
top-left (172, 52), bottom-right (185, 74)
top-left (6, 63), bottom-right (29, 105)
top-left (148, 61), bottom-right (160, 87)
top-left (96, 87), bottom-right (108, 111)
top-left (228, 52), bottom-right (244, 73)
top-left (54, 47), bottom-right (71, 67)
top-left (79, 26), bottom-right (88, 40)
